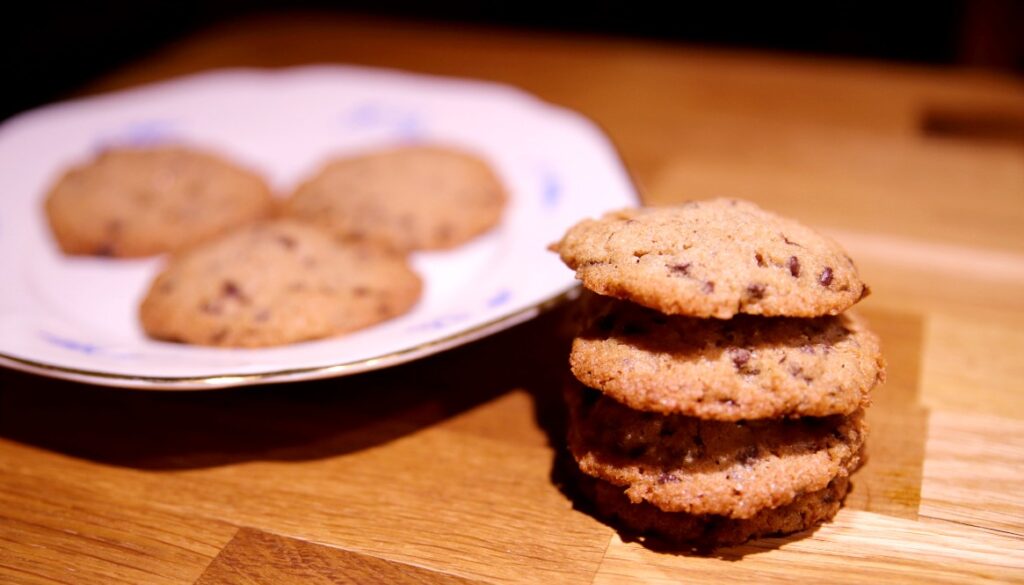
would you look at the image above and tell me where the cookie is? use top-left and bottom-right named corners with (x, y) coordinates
top-left (284, 145), bottom-right (506, 251)
top-left (45, 145), bottom-right (274, 257)
top-left (578, 471), bottom-right (850, 548)
top-left (570, 295), bottom-right (885, 420)
top-left (551, 199), bottom-right (868, 318)
top-left (565, 382), bottom-right (866, 519)
top-left (139, 220), bottom-right (422, 347)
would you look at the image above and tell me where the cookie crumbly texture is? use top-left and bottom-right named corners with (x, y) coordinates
top-left (565, 382), bottom-right (866, 519)
top-left (571, 295), bottom-right (885, 420)
top-left (284, 145), bottom-right (507, 251)
top-left (45, 145), bottom-right (274, 257)
top-left (578, 471), bottom-right (850, 548)
top-left (139, 220), bottom-right (422, 347)
top-left (551, 199), bottom-right (868, 318)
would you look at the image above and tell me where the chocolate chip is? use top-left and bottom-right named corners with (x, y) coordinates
top-left (819, 267), bottom-right (834, 287)
top-left (276, 235), bottom-right (297, 249)
top-left (200, 301), bottom-right (222, 315)
top-left (789, 364), bottom-right (814, 383)
top-left (222, 280), bottom-right (243, 299)
top-left (754, 253), bottom-right (766, 267)
top-left (94, 243), bottom-right (115, 257)
top-left (658, 472), bottom-right (679, 484)
top-left (730, 348), bottom-right (752, 368)
top-left (746, 283), bottom-right (766, 300)
top-left (435, 223), bottom-right (454, 242)
top-left (702, 281), bottom-right (715, 294)
top-left (738, 445), bottom-right (759, 464)
top-left (668, 262), bottom-right (691, 276)
top-left (788, 256), bottom-right (801, 277)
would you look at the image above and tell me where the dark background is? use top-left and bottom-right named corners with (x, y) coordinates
top-left (3, 0), bottom-right (1022, 122)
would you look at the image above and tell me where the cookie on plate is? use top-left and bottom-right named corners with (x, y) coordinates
top-left (550, 199), bottom-right (868, 318)
top-left (578, 471), bottom-right (851, 547)
top-left (139, 220), bottom-right (422, 347)
top-left (565, 382), bottom-right (866, 519)
top-left (45, 145), bottom-right (274, 257)
top-left (284, 145), bottom-right (506, 251)
top-left (570, 295), bottom-right (885, 420)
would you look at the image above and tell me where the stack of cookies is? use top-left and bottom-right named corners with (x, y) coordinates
top-left (551, 198), bottom-right (885, 547)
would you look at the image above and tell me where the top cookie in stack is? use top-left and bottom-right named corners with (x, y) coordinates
top-left (554, 199), bottom-right (868, 319)
top-left (551, 198), bottom-right (885, 547)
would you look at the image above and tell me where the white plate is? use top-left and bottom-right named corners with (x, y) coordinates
top-left (0, 66), bottom-right (637, 389)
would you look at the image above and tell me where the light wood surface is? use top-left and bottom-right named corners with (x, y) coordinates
top-left (2, 12), bottom-right (1024, 584)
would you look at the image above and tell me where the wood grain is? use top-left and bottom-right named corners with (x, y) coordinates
top-left (0, 312), bottom-right (613, 585)
top-left (592, 510), bottom-right (1024, 584)
top-left (643, 122), bottom-right (1024, 253)
top-left (843, 308), bottom-right (928, 519)
top-left (922, 314), bottom-right (1024, 419)
top-left (921, 410), bottom-right (1024, 537)
top-left (0, 466), bottom-right (236, 585)
top-left (2, 12), bottom-right (1023, 584)
top-left (197, 528), bottom-right (483, 584)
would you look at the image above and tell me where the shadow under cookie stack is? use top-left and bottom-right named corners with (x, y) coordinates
top-left (551, 198), bottom-right (886, 548)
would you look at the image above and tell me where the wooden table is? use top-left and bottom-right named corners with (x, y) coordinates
top-left (3, 13), bottom-right (1023, 584)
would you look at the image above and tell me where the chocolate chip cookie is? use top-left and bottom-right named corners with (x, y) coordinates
top-left (284, 145), bottom-right (506, 251)
top-left (570, 295), bottom-right (885, 420)
top-left (139, 220), bottom-right (422, 347)
top-left (551, 199), bottom-right (868, 318)
top-left (565, 382), bottom-right (866, 519)
top-left (45, 145), bottom-right (274, 257)
top-left (578, 471), bottom-right (851, 547)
